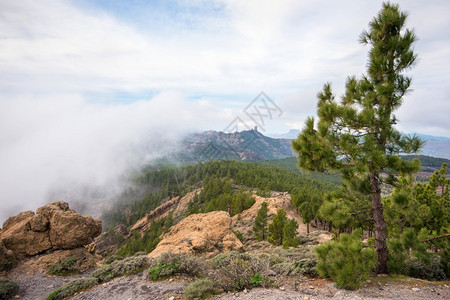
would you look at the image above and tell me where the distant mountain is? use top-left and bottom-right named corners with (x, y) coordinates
top-left (163, 129), bottom-right (449, 164)
top-left (415, 134), bottom-right (450, 159)
top-left (268, 129), bottom-right (301, 139)
top-left (173, 129), bottom-right (294, 162)
top-left (269, 130), bottom-right (450, 160)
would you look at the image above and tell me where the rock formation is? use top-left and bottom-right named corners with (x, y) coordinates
top-left (131, 189), bottom-right (201, 235)
top-left (0, 201), bottom-right (102, 270)
top-left (148, 211), bottom-right (243, 258)
top-left (130, 196), bottom-right (181, 232)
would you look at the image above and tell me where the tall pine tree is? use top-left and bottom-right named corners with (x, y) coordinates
top-left (292, 2), bottom-right (422, 273)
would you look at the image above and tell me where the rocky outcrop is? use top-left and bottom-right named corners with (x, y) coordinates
top-left (131, 196), bottom-right (181, 232)
top-left (148, 211), bottom-right (243, 258)
top-left (0, 201), bottom-right (102, 260)
top-left (131, 189), bottom-right (201, 235)
top-left (42, 202), bottom-right (102, 249)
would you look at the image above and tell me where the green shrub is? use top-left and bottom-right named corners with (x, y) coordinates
top-left (46, 289), bottom-right (61, 300)
top-left (45, 277), bottom-right (98, 300)
top-left (249, 272), bottom-right (269, 287)
top-left (297, 258), bottom-right (317, 276)
top-left (149, 262), bottom-right (179, 280)
top-left (0, 279), bottom-right (19, 300)
top-left (233, 230), bottom-right (244, 243)
top-left (46, 254), bottom-right (148, 300)
top-left (48, 256), bottom-right (78, 276)
top-left (387, 229), bottom-right (448, 280)
top-left (272, 258), bottom-right (317, 277)
top-left (406, 255), bottom-right (446, 281)
top-left (184, 278), bottom-right (218, 299)
top-left (148, 252), bottom-right (206, 280)
top-left (387, 238), bottom-right (408, 274)
top-left (92, 254), bottom-right (149, 282)
top-left (315, 229), bottom-right (376, 290)
top-left (211, 251), bottom-right (269, 291)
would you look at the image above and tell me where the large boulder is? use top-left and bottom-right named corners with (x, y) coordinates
top-left (46, 207), bottom-right (102, 249)
top-left (148, 211), bottom-right (243, 258)
top-left (0, 201), bottom-right (102, 259)
top-left (0, 212), bottom-right (52, 258)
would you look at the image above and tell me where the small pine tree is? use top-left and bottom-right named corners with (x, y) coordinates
top-left (283, 219), bottom-right (300, 249)
top-left (253, 202), bottom-right (269, 241)
top-left (268, 209), bottom-right (288, 246)
top-left (299, 202), bottom-right (314, 234)
top-left (315, 229), bottom-right (376, 290)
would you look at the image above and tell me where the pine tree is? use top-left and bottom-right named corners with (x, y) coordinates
top-left (253, 202), bottom-right (269, 241)
top-left (414, 163), bottom-right (449, 231)
top-left (268, 209), bottom-right (288, 246)
top-left (300, 202), bottom-right (314, 234)
top-left (283, 219), bottom-right (300, 248)
top-left (292, 3), bottom-right (422, 273)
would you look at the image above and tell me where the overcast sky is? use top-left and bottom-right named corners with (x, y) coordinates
top-left (0, 0), bottom-right (449, 218)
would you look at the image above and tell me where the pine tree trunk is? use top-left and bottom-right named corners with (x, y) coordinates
top-left (370, 172), bottom-right (388, 274)
top-left (307, 223), bottom-right (310, 234)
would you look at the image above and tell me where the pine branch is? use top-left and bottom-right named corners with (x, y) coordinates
top-left (421, 233), bottom-right (450, 243)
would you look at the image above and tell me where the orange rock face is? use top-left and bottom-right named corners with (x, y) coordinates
top-left (148, 211), bottom-right (243, 258)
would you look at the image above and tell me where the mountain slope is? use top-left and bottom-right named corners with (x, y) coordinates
top-left (176, 128), bottom-right (294, 161)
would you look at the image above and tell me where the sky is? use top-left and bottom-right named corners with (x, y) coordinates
top-left (0, 0), bottom-right (449, 219)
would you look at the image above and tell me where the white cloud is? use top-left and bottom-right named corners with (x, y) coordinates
top-left (0, 90), bottom-right (231, 221)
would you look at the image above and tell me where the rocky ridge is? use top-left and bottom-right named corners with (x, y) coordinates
top-left (0, 201), bottom-right (102, 272)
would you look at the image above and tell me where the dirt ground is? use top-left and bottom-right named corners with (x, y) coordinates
top-left (5, 268), bottom-right (449, 300)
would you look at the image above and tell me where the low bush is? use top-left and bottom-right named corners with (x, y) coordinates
top-left (92, 254), bottom-right (149, 282)
top-left (249, 272), bottom-right (270, 287)
top-left (48, 256), bottom-right (78, 276)
top-left (406, 255), bottom-right (446, 281)
top-left (388, 229), bottom-right (448, 280)
top-left (272, 258), bottom-right (317, 277)
top-left (46, 254), bottom-right (149, 300)
top-left (184, 278), bottom-right (218, 299)
top-left (315, 229), bottom-right (376, 290)
top-left (45, 277), bottom-right (98, 300)
top-left (149, 262), bottom-right (179, 280)
top-left (0, 279), bottom-right (19, 300)
top-left (148, 252), bottom-right (206, 280)
top-left (211, 251), bottom-right (270, 291)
